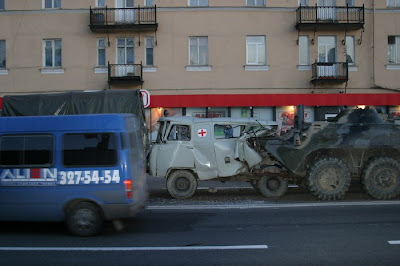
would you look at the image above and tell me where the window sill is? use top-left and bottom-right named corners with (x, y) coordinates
top-left (94, 67), bottom-right (108, 74)
top-left (143, 66), bottom-right (157, 73)
top-left (41, 68), bottom-right (64, 74)
top-left (0, 69), bottom-right (8, 75)
top-left (297, 65), bottom-right (311, 71)
top-left (244, 65), bottom-right (269, 71)
top-left (186, 65), bottom-right (212, 72)
top-left (386, 64), bottom-right (400, 70)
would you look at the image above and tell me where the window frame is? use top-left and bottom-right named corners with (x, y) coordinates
top-left (188, 0), bottom-right (208, 7)
top-left (388, 36), bottom-right (400, 64)
top-left (43, 0), bottom-right (62, 9)
top-left (97, 38), bottom-right (107, 67)
top-left (96, 0), bottom-right (106, 7)
top-left (189, 36), bottom-right (209, 66)
top-left (387, 0), bottom-right (400, 7)
top-left (345, 35), bottom-right (355, 66)
top-left (246, 0), bottom-right (266, 7)
top-left (299, 36), bottom-right (309, 66)
top-left (246, 35), bottom-right (266, 65)
top-left (43, 39), bottom-right (62, 68)
top-left (145, 36), bottom-right (154, 66)
top-left (0, 40), bottom-right (5, 69)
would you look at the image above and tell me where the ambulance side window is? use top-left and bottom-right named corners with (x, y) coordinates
top-left (0, 135), bottom-right (54, 167)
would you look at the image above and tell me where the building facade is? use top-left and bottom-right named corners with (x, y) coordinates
top-left (0, 0), bottom-right (400, 140)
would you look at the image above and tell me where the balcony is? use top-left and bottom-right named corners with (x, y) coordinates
top-left (108, 63), bottom-right (143, 85)
top-left (90, 6), bottom-right (158, 33)
top-left (311, 62), bottom-right (348, 84)
top-left (296, 5), bottom-right (364, 31)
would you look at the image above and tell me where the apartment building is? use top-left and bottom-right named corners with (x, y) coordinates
top-left (0, 0), bottom-right (400, 139)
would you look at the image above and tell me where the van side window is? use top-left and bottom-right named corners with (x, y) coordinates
top-left (0, 135), bottom-right (54, 166)
top-left (63, 133), bottom-right (118, 167)
top-left (167, 125), bottom-right (191, 141)
top-left (214, 125), bottom-right (244, 139)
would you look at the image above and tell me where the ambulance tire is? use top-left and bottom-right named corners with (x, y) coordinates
top-left (167, 170), bottom-right (198, 199)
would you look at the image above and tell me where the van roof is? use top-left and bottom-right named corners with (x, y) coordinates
top-left (158, 116), bottom-right (278, 126)
top-left (0, 114), bottom-right (136, 133)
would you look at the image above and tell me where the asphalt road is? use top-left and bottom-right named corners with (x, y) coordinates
top-left (1, 204), bottom-right (400, 265)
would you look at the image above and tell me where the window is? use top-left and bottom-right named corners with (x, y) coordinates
top-left (346, 0), bottom-right (354, 6)
top-left (189, 37), bottom-right (208, 65)
top-left (117, 38), bottom-right (134, 64)
top-left (43, 39), bottom-right (62, 67)
top-left (346, 36), bottom-right (355, 65)
top-left (44, 0), bottom-right (61, 9)
top-left (299, 0), bottom-right (308, 5)
top-left (318, 36), bottom-right (336, 63)
top-left (0, 135), bottom-right (54, 166)
top-left (299, 36), bottom-right (309, 65)
top-left (145, 37), bottom-right (154, 66)
top-left (0, 40), bottom-right (5, 68)
top-left (167, 125), bottom-right (191, 141)
top-left (0, 0), bottom-right (5, 10)
top-left (189, 0), bottom-right (208, 7)
top-left (388, 36), bottom-right (400, 64)
top-left (214, 125), bottom-right (244, 139)
top-left (63, 133), bottom-right (118, 167)
top-left (97, 38), bottom-right (106, 67)
top-left (247, 0), bottom-right (265, 6)
top-left (96, 0), bottom-right (106, 7)
top-left (145, 0), bottom-right (154, 6)
top-left (246, 36), bottom-right (266, 65)
top-left (388, 0), bottom-right (400, 7)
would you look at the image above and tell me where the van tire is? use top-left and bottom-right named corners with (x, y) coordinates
top-left (66, 202), bottom-right (103, 237)
top-left (167, 170), bottom-right (198, 199)
top-left (362, 157), bottom-right (400, 200)
top-left (307, 157), bottom-right (351, 200)
top-left (257, 176), bottom-right (288, 198)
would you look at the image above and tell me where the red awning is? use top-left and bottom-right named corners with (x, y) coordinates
top-left (148, 93), bottom-right (400, 108)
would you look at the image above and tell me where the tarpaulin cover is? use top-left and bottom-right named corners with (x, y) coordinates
top-left (1, 89), bottom-right (147, 140)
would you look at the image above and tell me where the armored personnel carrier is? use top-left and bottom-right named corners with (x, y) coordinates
top-left (256, 106), bottom-right (400, 200)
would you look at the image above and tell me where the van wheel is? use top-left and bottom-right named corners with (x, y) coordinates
top-left (167, 170), bottom-right (197, 199)
top-left (66, 202), bottom-right (103, 237)
top-left (362, 157), bottom-right (400, 200)
top-left (257, 176), bottom-right (288, 198)
top-left (307, 157), bottom-right (351, 200)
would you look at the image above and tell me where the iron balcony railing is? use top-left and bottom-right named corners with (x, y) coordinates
top-left (296, 5), bottom-right (364, 30)
top-left (108, 63), bottom-right (143, 85)
top-left (311, 62), bottom-right (348, 84)
top-left (90, 6), bottom-right (157, 32)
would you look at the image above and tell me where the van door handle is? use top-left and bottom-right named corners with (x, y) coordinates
top-left (186, 146), bottom-right (194, 149)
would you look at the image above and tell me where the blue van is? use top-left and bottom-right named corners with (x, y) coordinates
top-left (0, 114), bottom-right (147, 236)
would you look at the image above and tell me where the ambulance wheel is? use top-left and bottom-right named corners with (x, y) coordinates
top-left (66, 202), bottom-right (103, 237)
top-left (257, 175), bottom-right (288, 198)
top-left (167, 170), bottom-right (198, 199)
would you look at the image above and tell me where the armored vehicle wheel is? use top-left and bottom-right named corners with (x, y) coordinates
top-left (306, 157), bottom-right (351, 200)
top-left (362, 157), bottom-right (400, 200)
top-left (167, 170), bottom-right (198, 199)
top-left (257, 176), bottom-right (288, 198)
top-left (66, 202), bottom-right (103, 237)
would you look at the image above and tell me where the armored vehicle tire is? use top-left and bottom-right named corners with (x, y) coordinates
top-left (257, 176), bottom-right (288, 198)
top-left (306, 157), bottom-right (351, 200)
top-left (362, 157), bottom-right (400, 200)
top-left (66, 202), bottom-right (103, 237)
top-left (167, 170), bottom-right (198, 199)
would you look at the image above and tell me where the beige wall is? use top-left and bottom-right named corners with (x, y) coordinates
top-left (0, 0), bottom-right (399, 97)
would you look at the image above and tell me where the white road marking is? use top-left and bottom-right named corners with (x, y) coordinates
top-left (0, 245), bottom-right (268, 252)
top-left (147, 201), bottom-right (400, 210)
top-left (388, 241), bottom-right (400, 245)
top-left (197, 184), bottom-right (299, 190)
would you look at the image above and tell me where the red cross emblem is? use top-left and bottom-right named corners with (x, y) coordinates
top-left (198, 128), bottom-right (207, 137)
